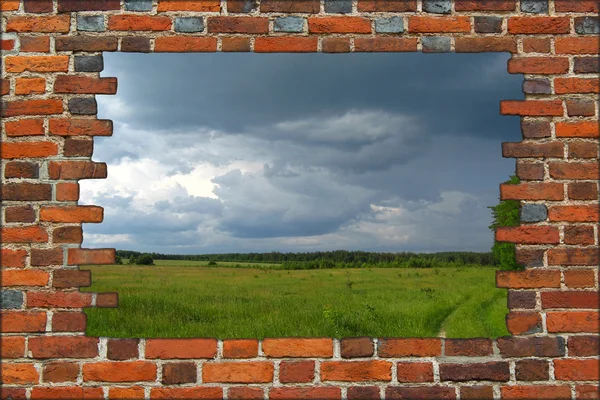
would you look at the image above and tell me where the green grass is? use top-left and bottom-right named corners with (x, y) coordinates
top-left (81, 264), bottom-right (509, 339)
top-left (139, 259), bottom-right (282, 268)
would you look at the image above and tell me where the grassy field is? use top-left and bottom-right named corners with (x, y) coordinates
top-left (81, 263), bottom-right (509, 339)
top-left (145, 259), bottom-right (283, 268)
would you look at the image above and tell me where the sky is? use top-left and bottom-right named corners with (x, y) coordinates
top-left (80, 52), bottom-right (524, 254)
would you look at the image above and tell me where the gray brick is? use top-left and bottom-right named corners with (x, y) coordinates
top-left (74, 55), bottom-right (104, 72)
top-left (422, 36), bottom-right (451, 53)
top-left (324, 0), bottom-right (352, 13)
top-left (125, 0), bottom-right (153, 11)
top-left (174, 17), bottom-right (204, 33)
top-left (77, 15), bottom-right (105, 32)
top-left (1, 290), bottom-right (24, 309)
top-left (375, 17), bottom-right (404, 34)
top-left (520, 204), bottom-right (548, 223)
top-left (575, 17), bottom-right (600, 34)
top-left (274, 17), bottom-right (304, 33)
top-left (69, 98), bottom-right (98, 115)
top-left (522, 79), bottom-right (551, 94)
top-left (474, 16), bottom-right (502, 33)
top-left (423, 0), bottom-right (451, 14)
top-left (520, 0), bottom-right (548, 14)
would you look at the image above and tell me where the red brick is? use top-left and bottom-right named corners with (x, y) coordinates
top-left (461, 386), bottom-right (493, 400)
top-left (497, 270), bottom-right (561, 289)
top-left (121, 36), bottom-right (151, 52)
top-left (157, 0), bottom-right (220, 11)
top-left (321, 360), bottom-right (392, 382)
top-left (5, 161), bottom-right (39, 178)
top-left (5, 119), bottom-right (45, 136)
top-left (496, 226), bottom-right (559, 244)
top-left (57, 0), bottom-right (120, 12)
top-left (20, 35), bottom-right (50, 52)
top-left (228, 387), bottom-right (264, 400)
top-left (556, 121), bottom-right (599, 138)
top-left (52, 311), bottom-right (87, 332)
top-left (386, 386), bottom-right (457, 400)
top-left (108, 15), bottom-right (170, 31)
top-left (564, 269), bottom-right (596, 288)
top-left (547, 311), bottom-right (599, 333)
top-left (150, 387), bottom-right (223, 400)
top-left (52, 269), bottom-right (91, 288)
top-left (0, 0), bottom-right (20, 11)
top-left (340, 337), bottom-right (374, 358)
top-left (29, 336), bottom-right (98, 358)
top-left (6, 15), bottom-right (70, 32)
top-left (1, 99), bottom-right (63, 117)
top-left (500, 100), bottom-right (563, 116)
top-left (576, 385), bottom-right (600, 400)
top-left (444, 339), bottom-right (493, 356)
top-left (255, 37), bottom-right (318, 53)
top-left (501, 385), bottom-right (571, 399)
top-left (49, 161), bottom-right (107, 179)
top-left (67, 248), bottom-right (115, 265)
top-left (56, 36), bottom-right (118, 52)
top-left (555, 78), bottom-right (600, 94)
top-left (262, 338), bottom-right (333, 357)
top-left (1, 226), bottom-right (48, 243)
top-left (203, 361), bottom-right (273, 383)
top-left (569, 142), bottom-right (599, 159)
top-left (378, 338), bottom-right (442, 357)
top-left (54, 76), bottom-right (117, 94)
top-left (521, 120), bottom-right (551, 138)
top-left (50, 119), bottom-right (112, 137)
top-left (555, 0), bottom-right (600, 12)
top-left (556, 37), bottom-right (600, 54)
top-left (508, 17), bottom-right (570, 34)
top-left (522, 37), bottom-right (551, 53)
top-left (554, 359), bottom-right (599, 381)
top-left (108, 386), bottom-right (145, 399)
top-left (455, 0), bottom-right (515, 11)
top-left (107, 338), bottom-right (139, 360)
top-left (2, 183), bottom-right (51, 201)
top-left (575, 57), bottom-right (600, 73)
top-left (355, 38), bottom-right (418, 52)
top-left (507, 57), bottom-right (569, 74)
top-left (5, 56), bottom-right (68, 73)
top-left (154, 37), bottom-right (217, 52)
top-left (43, 362), bottom-right (79, 382)
top-left (409, 16), bottom-right (471, 33)
top-left (145, 338), bottom-right (217, 359)
top-left (56, 182), bottom-right (80, 201)
top-left (1, 269), bottom-right (49, 287)
top-left (83, 362), bottom-right (156, 382)
top-left (569, 335), bottom-right (599, 356)
top-left (549, 248), bottom-right (599, 266)
top-left (162, 362), bottom-right (197, 384)
top-left (564, 225), bottom-right (595, 245)
top-left (0, 249), bottom-right (28, 267)
top-left (549, 205), bottom-right (599, 222)
top-left (500, 182), bottom-right (563, 200)
top-left (31, 387), bottom-right (104, 400)
top-left (516, 162), bottom-right (544, 180)
top-left (396, 362), bottom-right (433, 383)
top-left (15, 77), bottom-right (46, 95)
top-left (3, 205), bottom-right (36, 223)
top-left (455, 37), bottom-right (517, 53)
top-left (309, 17), bottom-right (371, 34)
top-left (279, 360), bottom-right (314, 383)
top-left (322, 37), bottom-right (351, 53)
top-left (64, 139), bottom-right (94, 157)
top-left (0, 336), bottom-right (25, 358)
top-left (223, 339), bottom-right (258, 358)
top-left (1, 363), bottom-right (39, 384)
top-left (24, 0), bottom-right (53, 12)
top-left (347, 386), bottom-right (380, 400)
top-left (208, 17), bottom-right (268, 33)
top-left (40, 206), bottom-right (103, 223)
top-left (506, 311), bottom-right (543, 334)
top-left (1, 311), bottom-right (46, 333)
top-left (27, 291), bottom-right (92, 308)
top-left (269, 387), bottom-right (341, 400)
top-left (508, 290), bottom-right (537, 309)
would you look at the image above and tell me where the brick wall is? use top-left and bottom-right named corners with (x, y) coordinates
top-left (1, 0), bottom-right (598, 398)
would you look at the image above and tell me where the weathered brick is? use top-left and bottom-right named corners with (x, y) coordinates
top-left (516, 162), bottom-right (544, 180)
top-left (506, 311), bottom-right (543, 334)
top-left (223, 339), bottom-right (258, 358)
top-left (375, 16), bottom-right (404, 33)
top-left (1, 336), bottom-right (26, 358)
top-left (502, 141), bottom-right (563, 158)
top-left (549, 248), bottom-right (599, 266)
top-left (121, 36), bottom-right (151, 52)
top-left (77, 15), bottom-right (105, 32)
top-left (515, 359), bottom-right (549, 381)
top-left (455, 37), bottom-right (517, 53)
top-left (222, 37), bottom-right (250, 52)
top-left (49, 161), bottom-right (107, 180)
top-left (547, 311), bottom-right (599, 333)
top-left (2, 269), bottom-right (49, 287)
top-left (74, 55), bottom-right (104, 72)
top-left (27, 291), bottom-right (92, 308)
top-left (568, 182), bottom-right (598, 200)
top-left (497, 270), bottom-right (561, 289)
top-left (568, 335), bottom-right (599, 356)
top-left (521, 120), bottom-right (551, 138)
top-left (58, 0), bottom-right (120, 12)
top-left (274, 17), bottom-right (304, 33)
top-left (20, 35), bottom-right (50, 52)
top-left (355, 38), bottom-right (417, 52)
top-left (574, 57), bottom-right (599, 73)
top-left (515, 248), bottom-right (544, 268)
top-left (107, 338), bottom-right (139, 360)
top-left (30, 247), bottom-right (63, 266)
top-left (150, 387), bottom-right (223, 399)
top-left (15, 77), bottom-right (45, 95)
top-left (261, 0), bottom-right (320, 13)
top-left (497, 336), bottom-right (565, 357)
top-left (508, 57), bottom-right (569, 74)
top-left (564, 269), bottom-right (596, 288)
top-left (109, 387), bottom-right (146, 399)
top-left (64, 138), bottom-right (94, 157)
top-left (228, 0), bottom-right (258, 13)
top-left (522, 37), bottom-right (551, 53)
top-left (423, 0), bottom-right (451, 14)
top-left (500, 100), bottom-right (563, 116)
top-left (42, 361), bottom-right (79, 382)
top-left (347, 386), bottom-right (380, 400)
top-left (396, 362), bottom-right (433, 382)
top-left (422, 36), bottom-right (451, 53)
top-left (52, 311), bottom-right (87, 332)
top-left (322, 37), bottom-right (350, 53)
top-left (386, 386), bottom-right (456, 400)
top-left (40, 206), bottom-right (103, 223)
top-left (83, 361), bottom-right (157, 382)
top-left (1, 183), bottom-right (51, 201)
top-left (440, 362), bottom-right (509, 382)
top-left (556, 121), bottom-right (599, 138)
top-left (341, 337), bottom-right (374, 358)
top-left (566, 99), bottom-right (596, 117)
top-left (461, 386), bottom-right (494, 400)
top-left (228, 387), bottom-right (264, 400)
top-left (279, 361), bottom-right (314, 383)
top-left (68, 248), bottom-right (115, 265)
top-left (5, 161), bottom-right (39, 178)
top-left (6, 15), bottom-right (70, 32)
top-left (507, 290), bottom-right (537, 309)
top-left (522, 79), bottom-right (551, 94)
top-left (474, 16), bottom-right (502, 33)
top-left (56, 36), bottom-right (118, 52)
top-left (154, 37), bottom-right (217, 52)
top-left (556, 37), bottom-right (600, 55)
top-left (262, 338), bottom-right (333, 357)
top-left (378, 338), bottom-right (441, 357)
top-left (1, 226), bottom-right (48, 243)
top-left (156, 0), bottom-right (220, 11)
top-left (24, 0), bottom-right (53, 13)
top-left (1, 363), bottom-right (39, 384)
top-left (358, 0), bottom-right (417, 12)
top-left (208, 17), bottom-right (268, 34)
top-left (541, 291), bottom-right (599, 309)
top-left (444, 339), bottom-right (493, 356)
top-left (555, 78), bottom-right (599, 94)
top-left (162, 362), bottom-right (197, 385)
top-left (500, 182), bottom-right (563, 201)
top-left (321, 360), bottom-right (392, 382)
top-left (108, 15), bottom-right (171, 31)
top-left (1, 311), bottom-right (46, 333)
top-left (29, 336), bottom-right (98, 358)
top-left (508, 17), bottom-right (569, 34)
top-left (1, 290), bottom-right (24, 309)
top-left (1, 99), bottom-right (63, 117)
top-left (4, 205), bottom-right (36, 223)
top-left (54, 76), bottom-right (117, 94)
top-left (554, 359), bottom-right (599, 381)
top-left (309, 17), bottom-right (371, 34)
top-left (175, 17), bottom-right (204, 33)
top-left (409, 16), bottom-right (470, 33)
top-left (52, 269), bottom-right (91, 288)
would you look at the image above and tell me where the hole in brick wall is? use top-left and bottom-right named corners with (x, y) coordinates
top-left (80, 52), bottom-right (523, 339)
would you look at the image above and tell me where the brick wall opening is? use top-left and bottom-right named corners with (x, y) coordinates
top-left (1, 1), bottom-right (598, 398)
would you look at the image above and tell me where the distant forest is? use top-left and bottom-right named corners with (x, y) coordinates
top-left (116, 250), bottom-right (496, 269)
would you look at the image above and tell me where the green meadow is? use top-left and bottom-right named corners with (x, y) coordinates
top-left (81, 261), bottom-right (509, 339)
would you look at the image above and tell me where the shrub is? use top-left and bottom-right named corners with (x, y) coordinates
top-left (488, 175), bottom-right (522, 271)
top-left (207, 260), bottom-right (217, 266)
top-left (136, 254), bottom-right (154, 265)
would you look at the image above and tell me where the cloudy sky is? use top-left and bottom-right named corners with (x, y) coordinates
top-left (81, 52), bottom-right (523, 254)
